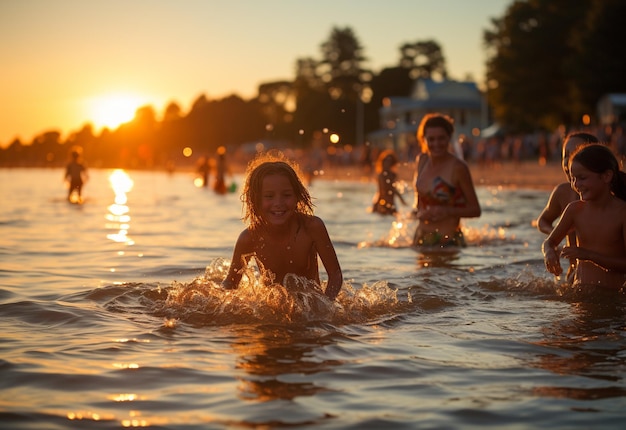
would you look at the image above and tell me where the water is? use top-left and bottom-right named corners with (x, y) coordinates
top-left (1, 167), bottom-right (625, 429)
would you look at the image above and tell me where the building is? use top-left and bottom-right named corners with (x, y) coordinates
top-left (597, 93), bottom-right (626, 126)
top-left (367, 78), bottom-right (486, 159)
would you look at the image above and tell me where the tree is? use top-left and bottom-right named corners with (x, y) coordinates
top-left (316, 27), bottom-right (372, 145)
top-left (484, 0), bottom-right (599, 132)
top-left (571, 0), bottom-right (626, 119)
top-left (318, 26), bottom-right (371, 102)
top-left (399, 40), bottom-right (448, 80)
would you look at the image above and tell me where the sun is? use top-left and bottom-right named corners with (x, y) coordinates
top-left (88, 93), bottom-right (145, 130)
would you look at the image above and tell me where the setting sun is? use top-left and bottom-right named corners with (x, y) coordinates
top-left (88, 93), bottom-right (145, 130)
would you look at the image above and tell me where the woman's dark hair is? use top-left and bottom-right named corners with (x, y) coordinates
top-left (570, 143), bottom-right (626, 201)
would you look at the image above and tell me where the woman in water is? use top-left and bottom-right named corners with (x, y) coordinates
top-left (543, 143), bottom-right (626, 288)
top-left (412, 113), bottom-right (481, 247)
top-left (221, 152), bottom-right (343, 300)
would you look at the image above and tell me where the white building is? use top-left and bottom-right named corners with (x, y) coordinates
top-left (597, 93), bottom-right (626, 125)
top-left (367, 78), bottom-right (486, 158)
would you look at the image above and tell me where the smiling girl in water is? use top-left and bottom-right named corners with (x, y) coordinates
top-left (221, 152), bottom-right (343, 300)
top-left (543, 144), bottom-right (626, 288)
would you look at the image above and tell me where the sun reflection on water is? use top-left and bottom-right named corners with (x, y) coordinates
top-left (106, 169), bottom-right (134, 245)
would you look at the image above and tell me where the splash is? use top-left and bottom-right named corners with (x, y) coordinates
top-left (358, 212), bottom-right (416, 248)
top-left (358, 211), bottom-right (521, 250)
top-left (148, 259), bottom-right (410, 327)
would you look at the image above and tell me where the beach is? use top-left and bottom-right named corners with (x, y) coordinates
top-left (311, 160), bottom-right (566, 191)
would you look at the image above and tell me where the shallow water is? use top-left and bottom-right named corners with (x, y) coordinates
top-left (1, 167), bottom-right (624, 429)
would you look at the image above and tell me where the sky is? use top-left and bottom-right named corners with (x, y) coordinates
top-left (0, 0), bottom-right (511, 147)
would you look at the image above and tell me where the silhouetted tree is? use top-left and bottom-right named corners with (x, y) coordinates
top-left (484, 0), bottom-right (590, 132)
top-left (399, 40), bottom-right (448, 80)
top-left (317, 26), bottom-right (372, 145)
top-left (291, 57), bottom-right (333, 144)
top-left (571, 0), bottom-right (626, 119)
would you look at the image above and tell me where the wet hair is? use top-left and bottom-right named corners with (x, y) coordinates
top-left (570, 143), bottom-right (626, 201)
top-left (417, 113), bottom-right (454, 153)
top-left (561, 132), bottom-right (600, 179)
top-left (242, 151), bottom-right (314, 228)
top-left (375, 149), bottom-right (398, 174)
top-left (563, 131), bottom-right (599, 145)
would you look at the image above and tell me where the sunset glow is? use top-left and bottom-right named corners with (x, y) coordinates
top-left (88, 94), bottom-right (145, 131)
top-left (1, 2), bottom-right (510, 145)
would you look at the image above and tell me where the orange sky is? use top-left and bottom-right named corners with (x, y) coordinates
top-left (0, 0), bottom-right (510, 147)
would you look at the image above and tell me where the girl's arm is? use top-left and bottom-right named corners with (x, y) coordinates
top-left (561, 247), bottom-right (626, 273)
top-left (221, 230), bottom-right (252, 290)
top-left (542, 202), bottom-right (577, 276)
top-left (537, 184), bottom-right (566, 235)
top-left (310, 216), bottom-right (343, 300)
top-left (445, 160), bottom-right (481, 219)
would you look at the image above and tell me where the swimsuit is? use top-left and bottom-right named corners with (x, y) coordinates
top-left (414, 175), bottom-right (467, 248)
top-left (413, 229), bottom-right (466, 248)
top-left (418, 176), bottom-right (466, 207)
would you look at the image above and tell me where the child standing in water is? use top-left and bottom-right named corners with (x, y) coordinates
top-left (64, 147), bottom-right (88, 203)
top-left (537, 132), bottom-right (600, 282)
top-left (543, 144), bottom-right (626, 288)
top-left (371, 149), bottom-right (407, 215)
top-left (221, 152), bottom-right (343, 300)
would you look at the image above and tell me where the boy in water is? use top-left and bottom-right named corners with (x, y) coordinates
top-left (221, 152), bottom-right (343, 300)
top-left (65, 148), bottom-right (87, 202)
top-left (536, 132), bottom-right (599, 282)
top-left (543, 144), bottom-right (626, 288)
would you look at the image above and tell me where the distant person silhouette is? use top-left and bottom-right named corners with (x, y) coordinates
top-left (65, 147), bottom-right (88, 203)
top-left (371, 149), bottom-right (407, 215)
top-left (197, 155), bottom-right (211, 188)
top-left (213, 146), bottom-right (230, 194)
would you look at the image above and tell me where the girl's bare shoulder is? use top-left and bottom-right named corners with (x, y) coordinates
top-left (238, 227), bottom-right (259, 246)
top-left (613, 197), bottom-right (626, 213)
top-left (298, 214), bottom-right (327, 233)
top-left (553, 182), bottom-right (578, 205)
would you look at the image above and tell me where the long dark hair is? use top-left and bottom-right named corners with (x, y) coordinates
top-left (570, 143), bottom-right (626, 201)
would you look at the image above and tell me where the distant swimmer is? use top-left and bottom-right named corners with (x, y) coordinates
top-left (371, 149), bottom-right (407, 215)
top-left (65, 147), bottom-right (88, 203)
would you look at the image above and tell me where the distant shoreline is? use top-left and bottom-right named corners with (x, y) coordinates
top-left (310, 160), bottom-right (565, 191)
top-left (1, 160), bottom-right (566, 191)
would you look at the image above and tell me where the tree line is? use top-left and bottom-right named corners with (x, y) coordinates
top-left (2, 0), bottom-right (624, 169)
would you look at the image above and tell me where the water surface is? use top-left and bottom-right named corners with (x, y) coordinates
top-left (1, 168), bottom-right (624, 429)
